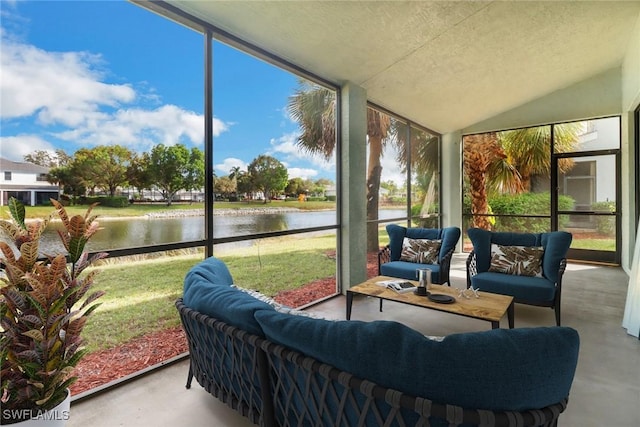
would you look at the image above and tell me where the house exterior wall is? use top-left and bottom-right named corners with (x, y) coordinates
top-left (0, 158), bottom-right (59, 206)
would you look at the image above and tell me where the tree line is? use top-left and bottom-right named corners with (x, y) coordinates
top-left (24, 147), bottom-right (334, 206)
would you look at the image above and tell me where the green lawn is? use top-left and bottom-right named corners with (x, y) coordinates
top-left (82, 233), bottom-right (337, 352)
top-left (571, 238), bottom-right (616, 251)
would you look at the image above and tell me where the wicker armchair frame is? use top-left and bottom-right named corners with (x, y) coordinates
top-left (466, 251), bottom-right (568, 326)
top-left (177, 298), bottom-right (569, 427)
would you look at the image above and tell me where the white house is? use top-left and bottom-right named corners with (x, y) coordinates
top-left (0, 157), bottom-right (59, 206)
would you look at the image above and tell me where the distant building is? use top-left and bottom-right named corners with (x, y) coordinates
top-left (0, 157), bottom-right (59, 206)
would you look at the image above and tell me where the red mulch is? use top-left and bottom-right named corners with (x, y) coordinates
top-left (70, 251), bottom-right (380, 396)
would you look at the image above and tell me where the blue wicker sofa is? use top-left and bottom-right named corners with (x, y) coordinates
top-left (179, 257), bottom-right (580, 427)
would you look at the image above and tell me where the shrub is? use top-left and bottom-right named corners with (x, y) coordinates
top-left (591, 201), bottom-right (616, 235)
top-left (79, 196), bottom-right (129, 207)
top-left (464, 192), bottom-right (575, 233)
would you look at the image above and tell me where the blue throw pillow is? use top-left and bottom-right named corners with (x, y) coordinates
top-left (183, 257), bottom-right (274, 336)
top-left (255, 310), bottom-right (579, 412)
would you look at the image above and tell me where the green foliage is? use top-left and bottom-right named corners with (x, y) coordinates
top-left (463, 192), bottom-right (575, 233)
top-left (73, 145), bottom-right (133, 197)
top-left (80, 196), bottom-right (129, 207)
top-left (0, 198), bottom-right (106, 420)
top-left (248, 155), bottom-right (288, 202)
top-left (591, 201), bottom-right (616, 235)
top-left (410, 202), bottom-right (440, 228)
top-left (147, 144), bottom-right (200, 206)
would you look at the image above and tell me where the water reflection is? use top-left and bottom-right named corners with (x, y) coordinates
top-left (19, 209), bottom-right (404, 253)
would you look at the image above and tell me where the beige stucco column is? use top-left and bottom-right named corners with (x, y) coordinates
top-left (339, 82), bottom-right (368, 292)
top-left (441, 131), bottom-right (463, 247)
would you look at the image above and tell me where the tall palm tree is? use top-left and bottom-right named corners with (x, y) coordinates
top-left (287, 81), bottom-right (397, 252)
top-left (463, 132), bottom-right (522, 229)
top-left (228, 166), bottom-right (243, 196)
top-left (464, 124), bottom-right (581, 230)
top-left (499, 123), bottom-right (580, 191)
top-left (229, 166), bottom-right (242, 182)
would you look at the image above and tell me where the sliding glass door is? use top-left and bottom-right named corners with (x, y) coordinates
top-left (554, 118), bottom-right (620, 264)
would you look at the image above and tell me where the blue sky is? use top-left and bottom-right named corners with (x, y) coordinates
top-left (0, 0), bottom-right (335, 181)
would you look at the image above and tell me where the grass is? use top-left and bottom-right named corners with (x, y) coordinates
top-left (571, 238), bottom-right (615, 251)
top-left (82, 233), bottom-right (337, 352)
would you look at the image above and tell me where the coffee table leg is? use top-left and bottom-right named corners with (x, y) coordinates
top-left (491, 320), bottom-right (499, 329)
top-left (346, 291), bottom-right (353, 320)
top-left (508, 301), bottom-right (515, 329)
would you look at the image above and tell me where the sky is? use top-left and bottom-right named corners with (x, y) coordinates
top-left (0, 0), bottom-right (337, 182)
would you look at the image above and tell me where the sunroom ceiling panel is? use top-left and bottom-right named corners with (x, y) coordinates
top-left (164, 1), bottom-right (640, 133)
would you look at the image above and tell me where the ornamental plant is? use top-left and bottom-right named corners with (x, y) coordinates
top-left (0, 198), bottom-right (106, 424)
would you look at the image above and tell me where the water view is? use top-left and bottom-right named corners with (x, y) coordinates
top-left (38, 208), bottom-right (406, 253)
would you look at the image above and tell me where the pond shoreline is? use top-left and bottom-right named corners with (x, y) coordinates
top-left (145, 207), bottom-right (304, 218)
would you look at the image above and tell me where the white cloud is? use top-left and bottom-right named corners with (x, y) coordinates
top-left (214, 157), bottom-right (247, 176)
top-left (268, 132), bottom-right (335, 172)
top-left (287, 167), bottom-right (318, 180)
top-left (0, 135), bottom-right (56, 161)
top-left (53, 105), bottom-right (226, 151)
top-left (378, 143), bottom-right (406, 186)
top-left (0, 34), bottom-right (228, 153)
top-left (0, 37), bottom-right (135, 125)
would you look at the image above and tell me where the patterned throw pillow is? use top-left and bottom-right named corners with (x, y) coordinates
top-left (399, 238), bottom-right (441, 264)
top-left (489, 244), bottom-right (544, 277)
top-left (232, 286), bottom-right (324, 319)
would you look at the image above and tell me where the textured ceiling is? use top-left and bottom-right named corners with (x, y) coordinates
top-left (166, 1), bottom-right (640, 133)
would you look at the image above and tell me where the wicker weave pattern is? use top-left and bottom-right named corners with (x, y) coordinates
top-left (258, 340), bottom-right (566, 427)
top-left (176, 300), bottom-right (272, 425)
top-left (177, 299), bottom-right (568, 427)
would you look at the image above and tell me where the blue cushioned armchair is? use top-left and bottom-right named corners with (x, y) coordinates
top-left (378, 224), bottom-right (461, 285)
top-left (466, 228), bottom-right (572, 326)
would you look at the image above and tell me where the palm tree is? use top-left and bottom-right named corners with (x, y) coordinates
top-left (463, 132), bottom-right (522, 229)
top-left (288, 81), bottom-right (398, 252)
top-left (229, 166), bottom-right (242, 182)
top-left (228, 166), bottom-right (243, 197)
top-left (464, 124), bottom-right (581, 230)
top-left (499, 124), bottom-right (580, 191)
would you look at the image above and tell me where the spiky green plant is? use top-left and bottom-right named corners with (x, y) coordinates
top-left (0, 197), bottom-right (106, 424)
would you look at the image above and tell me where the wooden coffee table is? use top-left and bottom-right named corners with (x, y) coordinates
top-left (346, 275), bottom-right (514, 329)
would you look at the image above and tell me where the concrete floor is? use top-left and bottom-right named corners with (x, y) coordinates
top-left (68, 254), bottom-right (640, 427)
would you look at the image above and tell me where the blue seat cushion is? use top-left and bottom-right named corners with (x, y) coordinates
top-left (254, 310), bottom-right (580, 412)
top-left (380, 261), bottom-right (441, 282)
top-left (471, 272), bottom-right (557, 302)
top-left (183, 257), bottom-right (274, 336)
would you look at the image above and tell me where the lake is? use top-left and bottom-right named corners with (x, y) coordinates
top-left (35, 208), bottom-right (406, 253)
